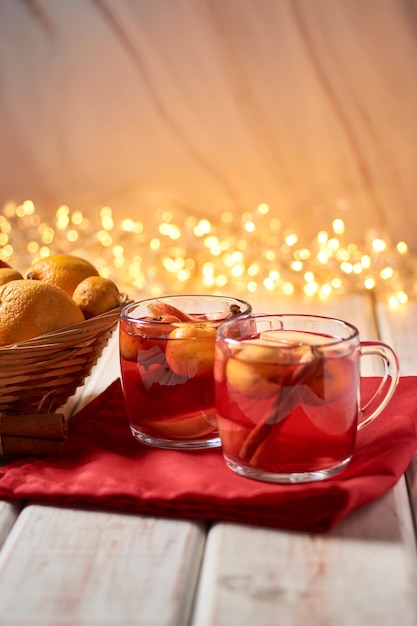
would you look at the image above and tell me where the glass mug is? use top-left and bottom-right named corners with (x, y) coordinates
top-left (119, 295), bottom-right (252, 449)
top-left (214, 314), bottom-right (399, 483)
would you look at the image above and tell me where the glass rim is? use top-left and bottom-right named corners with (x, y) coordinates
top-left (120, 294), bottom-right (253, 325)
top-left (216, 312), bottom-right (360, 346)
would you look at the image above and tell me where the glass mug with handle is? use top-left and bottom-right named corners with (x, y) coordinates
top-left (214, 314), bottom-right (399, 483)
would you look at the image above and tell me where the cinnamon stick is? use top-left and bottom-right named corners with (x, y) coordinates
top-left (0, 412), bottom-right (67, 440)
top-left (0, 435), bottom-right (65, 458)
top-left (0, 412), bottom-right (67, 458)
top-left (238, 357), bottom-right (324, 465)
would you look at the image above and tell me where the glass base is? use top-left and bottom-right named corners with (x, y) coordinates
top-left (130, 426), bottom-right (221, 450)
top-left (223, 455), bottom-right (352, 483)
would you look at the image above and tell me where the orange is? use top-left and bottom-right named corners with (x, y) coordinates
top-left (0, 279), bottom-right (85, 346)
top-left (27, 254), bottom-right (99, 296)
top-left (0, 267), bottom-right (23, 286)
top-left (72, 276), bottom-right (121, 319)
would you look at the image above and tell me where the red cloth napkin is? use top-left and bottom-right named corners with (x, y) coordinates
top-left (0, 377), bottom-right (416, 533)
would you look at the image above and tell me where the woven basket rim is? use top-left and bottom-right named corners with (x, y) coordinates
top-left (0, 293), bottom-right (131, 352)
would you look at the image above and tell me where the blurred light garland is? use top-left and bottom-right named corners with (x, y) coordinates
top-left (1, 199), bottom-right (416, 308)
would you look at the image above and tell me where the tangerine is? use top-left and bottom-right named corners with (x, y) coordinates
top-left (0, 267), bottom-right (23, 286)
top-left (0, 279), bottom-right (85, 346)
top-left (27, 254), bottom-right (99, 296)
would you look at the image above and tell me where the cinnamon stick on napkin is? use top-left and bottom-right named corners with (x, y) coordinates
top-left (0, 412), bottom-right (67, 458)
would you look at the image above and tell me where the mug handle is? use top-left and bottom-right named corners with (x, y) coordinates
top-left (358, 341), bottom-right (400, 430)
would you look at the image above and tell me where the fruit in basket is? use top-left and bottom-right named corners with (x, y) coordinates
top-left (0, 279), bottom-right (85, 346)
top-left (0, 267), bottom-right (23, 286)
top-left (72, 275), bottom-right (121, 319)
top-left (27, 254), bottom-right (99, 296)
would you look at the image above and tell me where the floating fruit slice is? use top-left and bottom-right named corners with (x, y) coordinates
top-left (144, 412), bottom-right (215, 439)
top-left (308, 357), bottom-right (356, 402)
top-left (148, 301), bottom-right (198, 322)
top-left (259, 329), bottom-right (336, 346)
top-left (166, 325), bottom-right (217, 377)
top-left (226, 357), bottom-right (281, 399)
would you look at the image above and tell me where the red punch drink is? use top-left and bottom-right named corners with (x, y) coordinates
top-left (120, 295), bottom-right (252, 450)
top-left (215, 315), bottom-right (399, 482)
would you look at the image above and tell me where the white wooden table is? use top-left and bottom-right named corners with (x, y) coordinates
top-left (1, 293), bottom-right (417, 625)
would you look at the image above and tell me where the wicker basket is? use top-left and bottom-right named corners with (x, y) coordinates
top-left (0, 297), bottom-right (128, 415)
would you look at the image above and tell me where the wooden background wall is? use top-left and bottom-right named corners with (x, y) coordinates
top-left (0, 0), bottom-right (416, 249)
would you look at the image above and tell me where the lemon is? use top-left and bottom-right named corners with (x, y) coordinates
top-left (72, 275), bottom-right (121, 318)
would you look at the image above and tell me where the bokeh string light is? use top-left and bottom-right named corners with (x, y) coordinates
top-left (1, 199), bottom-right (416, 308)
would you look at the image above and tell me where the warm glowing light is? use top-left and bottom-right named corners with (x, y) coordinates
top-left (372, 238), bottom-right (387, 253)
top-left (340, 262), bottom-right (353, 274)
top-left (248, 263), bottom-right (260, 276)
top-left (285, 233), bottom-right (298, 246)
top-left (98, 231), bottom-right (112, 246)
top-left (27, 241), bottom-right (39, 255)
top-left (113, 245), bottom-right (124, 257)
top-left (388, 295), bottom-right (400, 309)
top-left (56, 213), bottom-right (70, 230)
top-left (298, 248), bottom-right (311, 260)
top-left (364, 277), bottom-right (376, 290)
top-left (380, 267), bottom-right (394, 280)
top-left (67, 229), bottom-right (79, 242)
top-left (396, 290), bottom-right (408, 304)
top-left (332, 218), bottom-right (345, 235)
top-left (304, 282), bottom-right (319, 297)
top-left (194, 219), bottom-right (211, 236)
top-left (317, 231), bottom-right (328, 244)
top-left (317, 250), bottom-right (330, 264)
top-left (327, 238), bottom-right (340, 251)
top-left (71, 211), bottom-right (84, 225)
top-left (319, 284), bottom-right (332, 299)
top-left (283, 282), bottom-right (295, 295)
top-left (1, 199), bottom-right (414, 306)
top-left (159, 223), bottom-right (181, 239)
top-left (257, 203), bottom-right (270, 215)
top-left (361, 255), bottom-right (371, 269)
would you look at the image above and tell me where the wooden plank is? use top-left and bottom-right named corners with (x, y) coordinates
top-left (191, 294), bottom-right (417, 625)
top-left (192, 482), bottom-right (417, 626)
top-left (375, 299), bottom-right (417, 539)
top-left (0, 504), bottom-right (206, 626)
top-left (0, 1), bottom-right (416, 247)
top-left (374, 300), bottom-right (417, 376)
top-left (0, 331), bottom-right (203, 625)
top-left (0, 501), bottom-right (20, 549)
